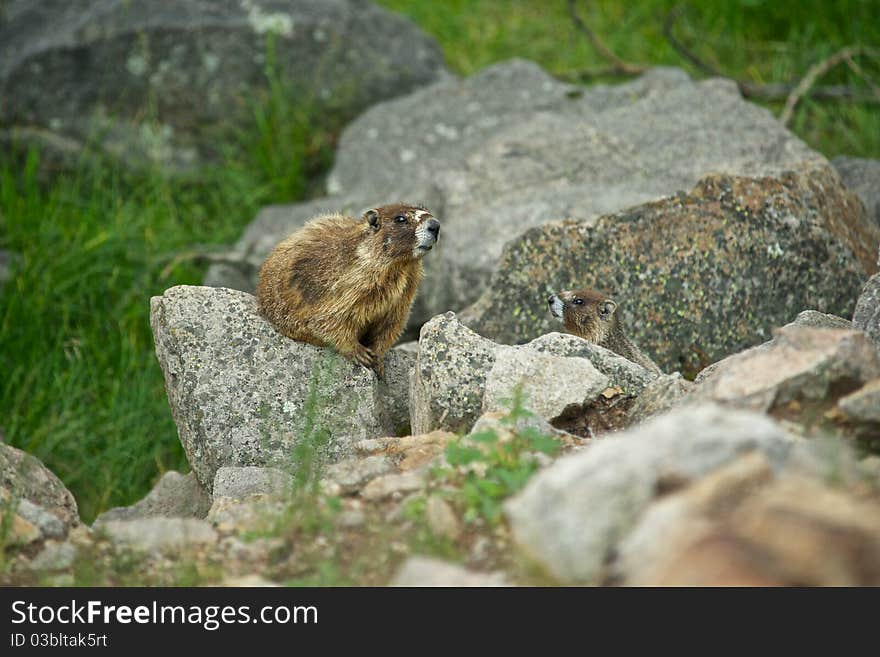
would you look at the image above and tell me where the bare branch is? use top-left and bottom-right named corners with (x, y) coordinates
top-left (663, 5), bottom-right (721, 77)
top-left (567, 0), bottom-right (646, 76)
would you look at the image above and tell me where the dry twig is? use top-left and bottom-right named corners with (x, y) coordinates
top-left (566, 0), bottom-right (646, 76)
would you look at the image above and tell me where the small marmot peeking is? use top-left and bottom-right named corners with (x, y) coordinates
top-left (548, 289), bottom-right (661, 374)
top-left (257, 204), bottom-right (440, 377)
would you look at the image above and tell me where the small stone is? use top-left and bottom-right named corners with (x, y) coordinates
top-left (361, 471), bottom-right (425, 501)
top-left (425, 496), bottom-right (461, 541)
top-left (98, 518), bottom-right (217, 553)
top-left (391, 556), bottom-right (509, 586)
top-left (324, 455), bottom-right (395, 494)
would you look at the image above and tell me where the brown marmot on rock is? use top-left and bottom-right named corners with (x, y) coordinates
top-left (257, 204), bottom-right (440, 377)
top-left (548, 289), bottom-right (661, 374)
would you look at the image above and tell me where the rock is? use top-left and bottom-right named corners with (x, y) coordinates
top-left (206, 496), bottom-right (285, 532)
top-left (787, 310), bottom-right (852, 330)
top-left (619, 465), bottom-right (880, 586)
top-left (627, 373), bottom-right (694, 424)
top-left (854, 274), bottom-right (880, 348)
top-left (12, 498), bottom-right (66, 540)
top-left (838, 378), bottom-right (880, 425)
top-left (0, 443), bottom-right (79, 531)
top-left (361, 471), bottom-right (425, 501)
top-left (28, 541), bottom-right (77, 572)
top-left (464, 162), bottom-right (877, 372)
top-left (208, 62), bottom-right (869, 335)
top-left (379, 343), bottom-right (418, 436)
top-left (0, 0), bottom-right (446, 173)
top-left (410, 313), bottom-right (498, 435)
top-left (324, 456), bottom-right (395, 494)
top-left (688, 326), bottom-right (880, 413)
top-left (150, 285), bottom-right (393, 490)
top-left (354, 431), bottom-right (456, 471)
top-left (222, 575), bottom-right (280, 587)
top-left (94, 471), bottom-right (212, 523)
top-left (425, 496), bottom-right (461, 541)
top-left (504, 403), bottom-right (793, 583)
top-left (410, 313), bottom-right (648, 435)
top-left (212, 466), bottom-right (289, 500)
top-left (483, 347), bottom-right (609, 421)
top-left (523, 332), bottom-right (657, 395)
top-left (391, 556), bottom-right (508, 586)
top-left (97, 517), bottom-right (217, 553)
top-left (833, 156), bottom-right (880, 229)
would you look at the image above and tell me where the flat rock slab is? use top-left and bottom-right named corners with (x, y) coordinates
top-left (150, 285), bottom-right (393, 491)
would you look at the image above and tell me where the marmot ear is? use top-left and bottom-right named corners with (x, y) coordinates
top-left (365, 209), bottom-right (380, 230)
top-left (600, 300), bottom-right (617, 318)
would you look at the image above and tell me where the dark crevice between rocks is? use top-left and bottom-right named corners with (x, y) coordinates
top-left (550, 391), bottom-right (636, 438)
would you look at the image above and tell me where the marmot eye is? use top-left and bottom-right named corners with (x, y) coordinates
top-left (395, 214), bottom-right (408, 223)
top-left (573, 298), bottom-right (584, 305)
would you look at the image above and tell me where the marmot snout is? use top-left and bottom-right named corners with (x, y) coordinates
top-left (256, 203), bottom-right (439, 377)
top-left (548, 289), bottom-right (661, 374)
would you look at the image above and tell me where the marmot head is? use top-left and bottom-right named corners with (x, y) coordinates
top-left (548, 288), bottom-right (618, 343)
top-left (363, 203), bottom-right (440, 260)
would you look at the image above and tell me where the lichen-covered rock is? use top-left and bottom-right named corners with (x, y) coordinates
top-left (94, 471), bottom-right (212, 524)
top-left (379, 343), bottom-right (419, 436)
top-left (0, 443), bottom-right (79, 532)
top-left (504, 404), bottom-right (793, 583)
top-left (0, 0), bottom-right (446, 173)
top-left (833, 156), bottom-right (880, 229)
top-left (483, 347), bottom-right (609, 420)
top-left (688, 326), bottom-right (880, 412)
top-left (463, 162), bottom-right (877, 372)
top-left (854, 274), bottom-right (880, 349)
top-left (787, 309), bottom-right (852, 330)
top-left (410, 313), bottom-right (498, 435)
top-left (150, 285), bottom-right (394, 490)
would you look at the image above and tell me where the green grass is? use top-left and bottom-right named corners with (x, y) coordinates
top-left (2, 0), bottom-right (879, 522)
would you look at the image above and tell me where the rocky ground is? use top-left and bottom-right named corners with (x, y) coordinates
top-left (3, 2), bottom-right (880, 586)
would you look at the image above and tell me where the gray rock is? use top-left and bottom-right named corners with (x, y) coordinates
top-left (0, 0), bottom-right (446, 173)
top-left (464, 161), bottom-right (877, 372)
top-left (504, 403), bottom-right (793, 583)
top-left (689, 326), bottom-right (880, 412)
top-left (0, 443), bottom-right (79, 530)
top-left (379, 343), bottom-right (418, 436)
top-left (854, 274), bottom-right (880, 348)
top-left (838, 379), bottom-right (880, 424)
top-left (324, 455), bottom-right (395, 494)
top-left (483, 347), bottom-right (609, 420)
top-left (13, 498), bottom-right (66, 540)
top-left (833, 156), bottom-right (880, 229)
top-left (391, 556), bottom-right (509, 586)
top-left (410, 312), bottom-right (498, 435)
top-left (425, 496), bottom-right (461, 541)
top-left (94, 471), bottom-right (212, 523)
top-left (212, 466), bottom-right (289, 500)
top-left (360, 471), bottom-right (424, 501)
top-left (150, 285), bottom-right (394, 490)
top-left (627, 373), bottom-right (694, 424)
top-left (208, 61), bottom-right (860, 334)
top-left (787, 310), bottom-right (852, 330)
top-left (28, 540), bottom-right (77, 572)
top-left (525, 332), bottom-right (658, 395)
top-left (97, 517), bottom-right (217, 552)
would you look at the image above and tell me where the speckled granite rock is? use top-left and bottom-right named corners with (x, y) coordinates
top-left (463, 163), bottom-right (877, 372)
top-left (150, 285), bottom-right (394, 490)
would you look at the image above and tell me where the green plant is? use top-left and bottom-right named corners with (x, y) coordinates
top-left (438, 387), bottom-right (561, 525)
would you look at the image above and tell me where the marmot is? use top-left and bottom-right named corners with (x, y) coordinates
top-left (548, 289), bottom-right (661, 374)
top-left (257, 204), bottom-right (440, 377)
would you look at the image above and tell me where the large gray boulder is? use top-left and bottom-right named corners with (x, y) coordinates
top-left (0, 0), bottom-right (446, 172)
top-left (150, 285), bottom-right (394, 490)
top-left (504, 404), bottom-right (794, 583)
top-left (205, 60), bottom-right (872, 335)
top-left (833, 156), bottom-right (880, 229)
top-left (463, 161), bottom-right (877, 372)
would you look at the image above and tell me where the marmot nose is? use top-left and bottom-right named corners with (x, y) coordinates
top-left (547, 295), bottom-right (555, 306)
top-left (427, 219), bottom-right (440, 236)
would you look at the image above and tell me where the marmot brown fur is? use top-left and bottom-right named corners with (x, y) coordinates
top-left (256, 204), bottom-right (440, 377)
top-left (548, 288), bottom-right (661, 374)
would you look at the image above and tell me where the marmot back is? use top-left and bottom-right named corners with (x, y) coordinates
top-left (548, 288), bottom-right (661, 374)
top-left (257, 204), bottom-right (440, 376)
